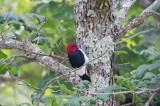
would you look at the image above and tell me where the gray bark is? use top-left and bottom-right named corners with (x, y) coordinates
top-left (74, 0), bottom-right (116, 105)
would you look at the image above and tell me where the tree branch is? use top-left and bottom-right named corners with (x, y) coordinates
top-left (117, 0), bottom-right (160, 39)
top-left (0, 39), bottom-right (76, 83)
top-left (116, 27), bottom-right (157, 44)
top-left (81, 87), bottom-right (160, 96)
top-left (144, 93), bottom-right (155, 106)
top-left (114, 0), bottom-right (136, 30)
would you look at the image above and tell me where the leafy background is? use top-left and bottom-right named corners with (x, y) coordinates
top-left (0, 0), bottom-right (160, 106)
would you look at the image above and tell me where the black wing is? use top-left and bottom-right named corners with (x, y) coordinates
top-left (68, 50), bottom-right (85, 68)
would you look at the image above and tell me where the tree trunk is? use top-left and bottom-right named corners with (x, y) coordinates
top-left (74, 0), bottom-right (116, 105)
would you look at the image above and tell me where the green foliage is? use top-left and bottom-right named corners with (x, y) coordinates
top-left (115, 75), bottom-right (136, 90)
top-left (9, 62), bottom-right (18, 76)
top-left (140, 46), bottom-right (160, 60)
top-left (76, 80), bottom-right (90, 89)
top-left (62, 98), bottom-right (80, 106)
top-left (0, 50), bottom-right (7, 59)
top-left (0, 64), bottom-right (7, 74)
top-left (115, 46), bottom-right (160, 105)
top-left (89, 97), bottom-right (97, 105)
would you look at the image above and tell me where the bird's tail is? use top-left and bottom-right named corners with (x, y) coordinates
top-left (79, 73), bottom-right (91, 82)
top-left (76, 66), bottom-right (91, 82)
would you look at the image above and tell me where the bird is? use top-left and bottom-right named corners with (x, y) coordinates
top-left (66, 42), bottom-right (91, 82)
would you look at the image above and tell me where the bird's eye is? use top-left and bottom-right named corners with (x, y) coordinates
top-left (72, 45), bottom-right (76, 48)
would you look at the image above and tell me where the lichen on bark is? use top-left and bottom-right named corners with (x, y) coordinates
top-left (74, 0), bottom-right (116, 105)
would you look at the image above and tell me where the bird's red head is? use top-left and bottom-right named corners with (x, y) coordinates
top-left (66, 42), bottom-right (78, 54)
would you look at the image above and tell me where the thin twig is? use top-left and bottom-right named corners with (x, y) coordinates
top-left (0, 26), bottom-right (11, 39)
top-left (36, 74), bottom-right (63, 106)
top-left (18, 82), bottom-right (43, 91)
top-left (144, 93), bottom-right (155, 106)
top-left (153, 11), bottom-right (160, 16)
top-left (7, 69), bottom-right (43, 91)
top-left (116, 28), bottom-right (157, 44)
top-left (86, 88), bottom-right (160, 96)
top-left (117, 0), bottom-right (160, 38)
top-left (114, 62), bottom-right (130, 66)
top-left (31, 21), bottom-right (46, 42)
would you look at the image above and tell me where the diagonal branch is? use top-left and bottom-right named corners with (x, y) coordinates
top-left (0, 39), bottom-right (76, 83)
top-left (114, 0), bottom-right (136, 30)
top-left (116, 27), bottom-right (157, 44)
top-left (117, 0), bottom-right (160, 39)
top-left (144, 93), bottom-right (155, 106)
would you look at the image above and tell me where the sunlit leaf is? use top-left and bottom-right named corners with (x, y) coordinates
top-left (0, 50), bottom-right (7, 59)
top-left (0, 64), bottom-right (7, 74)
top-left (9, 62), bottom-right (18, 76)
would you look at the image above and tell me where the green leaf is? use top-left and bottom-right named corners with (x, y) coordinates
top-left (142, 72), bottom-right (157, 80)
top-left (148, 61), bottom-right (160, 70)
top-left (155, 37), bottom-right (160, 51)
top-left (51, 97), bottom-right (59, 106)
top-left (41, 97), bottom-right (50, 105)
top-left (125, 81), bottom-right (136, 90)
top-left (8, 20), bottom-right (21, 30)
top-left (78, 96), bottom-right (89, 102)
top-left (116, 94), bottom-right (125, 103)
top-left (60, 84), bottom-right (72, 94)
top-left (6, 12), bottom-right (18, 22)
top-left (0, 64), bottom-right (7, 74)
top-left (97, 94), bottom-right (109, 101)
top-left (24, 13), bottom-right (46, 23)
top-left (62, 98), bottom-right (80, 106)
top-left (14, 33), bottom-right (22, 40)
top-left (31, 93), bottom-right (39, 105)
top-left (0, 16), bottom-right (6, 24)
top-left (90, 97), bottom-right (97, 105)
top-left (21, 21), bottom-right (32, 33)
top-left (10, 62), bottom-right (18, 76)
top-left (33, 36), bottom-right (51, 46)
top-left (99, 85), bottom-right (118, 93)
top-left (76, 80), bottom-right (90, 89)
top-left (140, 46), bottom-right (156, 55)
top-left (96, 85), bottom-right (123, 101)
top-left (136, 64), bottom-right (148, 79)
top-left (114, 75), bottom-right (126, 86)
top-left (0, 50), bottom-right (7, 59)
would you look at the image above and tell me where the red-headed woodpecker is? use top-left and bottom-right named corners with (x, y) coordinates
top-left (66, 42), bottom-right (91, 82)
